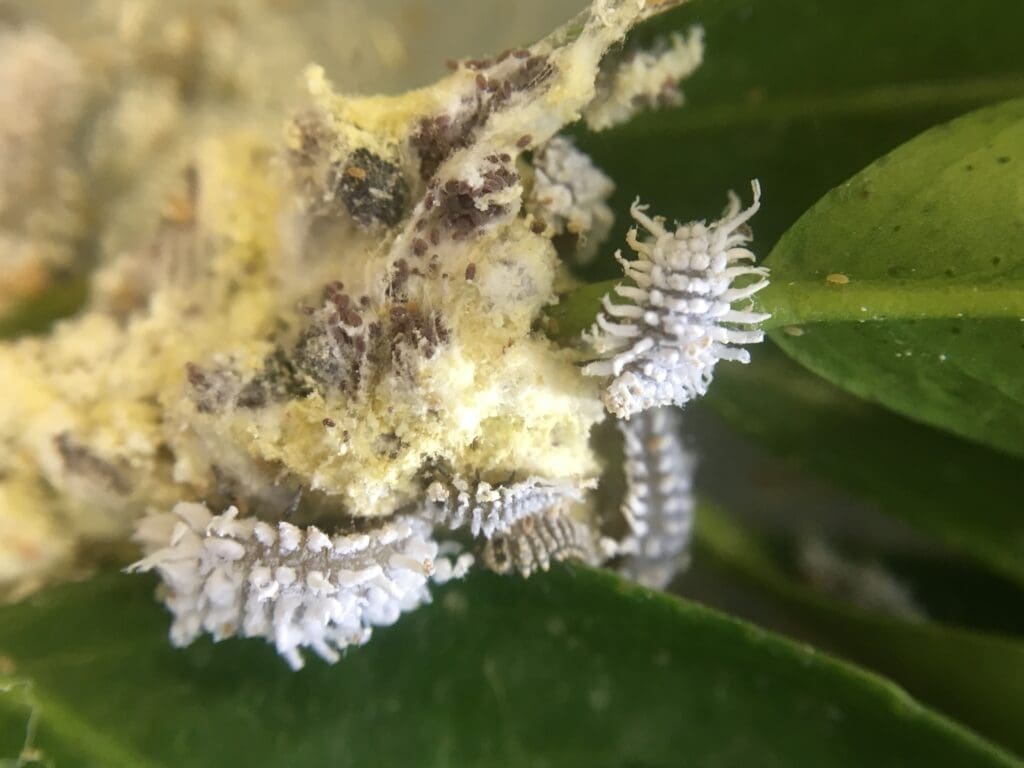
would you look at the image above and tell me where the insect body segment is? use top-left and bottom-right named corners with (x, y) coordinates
top-left (423, 475), bottom-right (589, 539)
top-left (482, 506), bottom-right (600, 577)
top-left (616, 406), bottom-right (694, 589)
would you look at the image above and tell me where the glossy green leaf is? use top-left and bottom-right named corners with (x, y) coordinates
top-left (705, 344), bottom-right (1024, 587)
top-left (575, 0), bottom-right (1024, 282)
top-left (693, 502), bottom-right (1024, 756)
top-left (763, 98), bottom-right (1024, 458)
top-left (0, 571), bottom-right (1017, 768)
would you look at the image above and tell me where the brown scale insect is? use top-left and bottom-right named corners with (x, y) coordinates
top-left (236, 348), bottom-right (313, 409)
top-left (434, 177), bottom-right (508, 238)
top-left (481, 507), bottom-right (598, 577)
top-left (411, 114), bottom-right (479, 180)
top-left (386, 304), bottom-right (450, 359)
top-left (412, 51), bottom-right (552, 181)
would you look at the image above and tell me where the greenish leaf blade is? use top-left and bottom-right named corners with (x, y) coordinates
top-left (0, 278), bottom-right (88, 340)
top-left (706, 344), bottom-right (1024, 587)
top-left (766, 98), bottom-right (1024, 457)
top-left (574, 0), bottom-right (1024, 282)
top-left (693, 502), bottom-right (1024, 757)
top-left (1, 571), bottom-right (1019, 768)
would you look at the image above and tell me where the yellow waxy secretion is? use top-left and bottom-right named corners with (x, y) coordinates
top-left (1, 1), bottom-right (701, 599)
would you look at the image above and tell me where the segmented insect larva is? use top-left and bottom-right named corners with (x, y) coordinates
top-left (481, 506), bottom-right (599, 577)
top-left (130, 502), bottom-right (472, 669)
top-left (582, 183), bottom-right (768, 419)
top-left (616, 406), bottom-right (694, 589)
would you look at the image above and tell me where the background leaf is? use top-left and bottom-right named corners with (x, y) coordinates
top-left (691, 502), bottom-right (1024, 756)
top-left (704, 344), bottom-right (1024, 588)
top-left (763, 98), bottom-right (1024, 458)
top-left (574, 0), bottom-right (1024, 281)
top-left (1, 571), bottom-right (1018, 768)
top-left (0, 279), bottom-right (88, 340)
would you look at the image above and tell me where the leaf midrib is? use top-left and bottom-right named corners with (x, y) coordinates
top-left (756, 278), bottom-right (1024, 329)
top-left (608, 74), bottom-right (1024, 134)
top-left (548, 277), bottom-right (1024, 340)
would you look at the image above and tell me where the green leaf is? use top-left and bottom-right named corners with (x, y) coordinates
top-left (764, 98), bottom-right (1024, 458)
top-left (1, 571), bottom-right (1018, 768)
top-left (694, 502), bottom-right (1024, 756)
top-left (705, 343), bottom-right (1024, 587)
top-left (575, 0), bottom-right (1024, 281)
top-left (0, 279), bottom-right (88, 340)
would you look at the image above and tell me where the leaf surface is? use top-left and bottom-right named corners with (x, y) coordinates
top-left (574, 0), bottom-right (1024, 281)
top-left (763, 99), bottom-right (1024, 457)
top-left (706, 344), bottom-right (1024, 587)
top-left (0, 571), bottom-right (1017, 768)
top-left (694, 502), bottom-right (1024, 756)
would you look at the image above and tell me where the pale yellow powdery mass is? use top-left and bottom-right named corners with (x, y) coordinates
top-left (0, 0), bottom-right (697, 598)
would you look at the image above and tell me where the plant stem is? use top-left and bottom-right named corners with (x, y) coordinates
top-left (756, 279), bottom-right (1024, 329)
top-left (547, 277), bottom-right (1024, 341)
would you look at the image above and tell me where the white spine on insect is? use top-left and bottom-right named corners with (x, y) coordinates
top-left (583, 181), bottom-right (769, 419)
top-left (423, 476), bottom-right (589, 539)
top-left (130, 503), bottom-right (473, 669)
top-left (617, 406), bottom-right (694, 589)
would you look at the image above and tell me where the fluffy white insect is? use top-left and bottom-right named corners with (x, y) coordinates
top-left (528, 136), bottom-right (615, 264)
top-left (584, 27), bottom-right (705, 131)
top-left (798, 537), bottom-right (926, 622)
top-left (423, 475), bottom-right (590, 539)
top-left (130, 502), bottom-right (472, 669)
top-left (582, 181), bottom-right (769, 419)
top-left (617, 406), bottom-right (694, 589)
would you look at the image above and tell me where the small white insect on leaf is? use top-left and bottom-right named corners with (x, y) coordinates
top-left (481, 504), bottom-right (603, 578)
top-left (584, 26), bottom-right (705, 132)
top-left (616, 406), bottom-right (694, 589)
top-left (582, 181), bottom-right (769, 419)
top-left (797, 537), bottom-right (927, 622)
top-left (423, 475), bottom-right (591, 539)
top-left (129, 502), bottom-right (472, 669)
